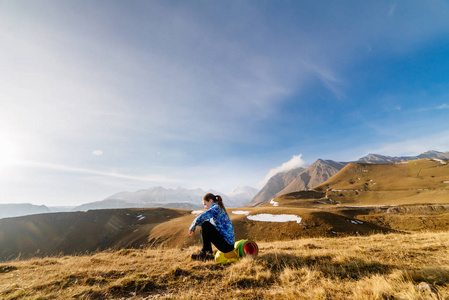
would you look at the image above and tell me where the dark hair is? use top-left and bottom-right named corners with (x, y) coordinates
top-left (203, 193), bottom-right (227, 213)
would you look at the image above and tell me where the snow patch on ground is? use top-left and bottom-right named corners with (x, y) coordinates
top-left (191, 210), bottom-right (204, 215)
top-left (232, 210), bottom-right (250, 215)
top-left (247, 214), bottom-right (302, 224)
top-left (315, 201), bottom-right (328, 204)
top-left (349, 220), bottom-right (364, 224)
top-left (325, 196), bottom-right (338, 203)
top-left (427, 158), bottom-right (447, 165)
top-left (344, 205), bottom-right (385, 208)
top-left (136, 215), bottom-right (146, 221)
top-left (270, 199), bottom-right (279, 207)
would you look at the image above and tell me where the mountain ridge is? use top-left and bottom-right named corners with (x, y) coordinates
top-left (0, 203), bottom-right (51, 219)
top-left (277, 159), bottom-right (346, 196)
top-left (251, 150), bottom-right (449, 206)
top-left (73, 186), bottom-right (258, 212)
top-left (250, 166), bottom-right (306, 206)
top-left (357, 150), bottom-right (449, 164)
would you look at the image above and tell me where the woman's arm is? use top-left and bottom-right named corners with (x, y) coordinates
top-left (189, 204), bottom-right (219, 232)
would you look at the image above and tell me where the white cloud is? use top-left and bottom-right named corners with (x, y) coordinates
top-left (260, 154), bottom-right (306, 185)
top-left (18, 160), bottom-right (182, 184)
top-left (92, 150), bottom-right (104, 156)
top-left (437, 104), bottom-right (449, 109)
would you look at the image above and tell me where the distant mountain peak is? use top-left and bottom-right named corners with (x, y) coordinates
top-left (228, 186), bottom-right (259, 198)
top-left (358, 150), bottom-right (449, 164)
top-left (77, 185), bottom-right (258, 211)
top-left (314, 159), bottom-right (346, 167)
top-left (230, 185), bottom-right (258, 194)
top-left (417, 150), bottom-right (449, 159)
top-left (358, 153), bottom-right (410, 164)
top-left (0, 203), bottom-right (51, 219)
top-left (249, 165), bottom-right (308, 206)
top-left (275, 159), bottom-right (346, 197)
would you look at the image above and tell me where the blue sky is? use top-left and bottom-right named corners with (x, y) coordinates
top-left (1, 1), bottom-right (449, 206)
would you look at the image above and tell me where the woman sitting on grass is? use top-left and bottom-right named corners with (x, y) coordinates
top-left (189, 193), bottom-right (236, 261)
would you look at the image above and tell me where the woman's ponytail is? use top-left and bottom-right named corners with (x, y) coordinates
top-left (203, 193), bottom-right (227, 213)
top-left (214, 195), bottom-right (227, 213)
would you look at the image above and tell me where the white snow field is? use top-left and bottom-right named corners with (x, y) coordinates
top-left (247, 214), bottom-right (302, 224)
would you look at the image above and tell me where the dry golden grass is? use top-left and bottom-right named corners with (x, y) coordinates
top-left (314, 159), bottom-right (449, 206)
top-left (317, 159), bottom-right (449, 191)
top-left (1, 231), bottom-right (448, 299)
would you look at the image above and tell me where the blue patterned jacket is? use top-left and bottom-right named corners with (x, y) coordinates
top-left (189, 203), bottom-right (235, 245)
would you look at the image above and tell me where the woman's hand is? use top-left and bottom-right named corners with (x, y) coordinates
top-left (189, 230), bottom-right (195, 236)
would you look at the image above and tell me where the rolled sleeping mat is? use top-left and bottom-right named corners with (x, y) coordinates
top-left (234, 239), bottom-right (259, 257)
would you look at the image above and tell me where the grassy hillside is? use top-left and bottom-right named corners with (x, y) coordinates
top-left (313, 159), bottom-right (449, 206)
top-left (0, 208), bottom-right (190, 262)
top-left (1, 231), bottom-right (448, 299)
top-left (147, 206), bottom-right (398, 250)
top-left (2, 197), bottom-right (448, 261)
top-left (270, 191), bottom-right (449, 233)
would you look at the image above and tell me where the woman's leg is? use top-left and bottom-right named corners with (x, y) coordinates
top-left (201, 221), bottom-right (234, 253)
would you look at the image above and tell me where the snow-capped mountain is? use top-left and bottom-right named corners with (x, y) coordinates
top-left (106, 186), bottom-right (208, 205)
top-left (227, 186), bottom-right (259, 206)
top-left (73, 186), bottom-right (259, 211)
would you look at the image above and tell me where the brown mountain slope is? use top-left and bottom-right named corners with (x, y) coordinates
top-left (0, 205), bottom-right (396, 262)
top-left (249, 167), bottom-right (306, 206)
top-left (0, 208), bottom-right (190, 262)
top-left (277, 159), bottom-right (346, 195)
top-left (313, 158), bottom-right (449, 206)
top-left (147, 206), bottom-right (397, 249)
top-left (268, 191), bottom-right (449, 234)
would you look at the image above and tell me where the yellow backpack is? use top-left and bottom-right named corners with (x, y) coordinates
top-left (215, 240), bottom-right (259, 264)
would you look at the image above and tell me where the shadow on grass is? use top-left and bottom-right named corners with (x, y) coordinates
top-left (0, 265), bottom-right (17, 273)
top-left (108, 276), bottom-right (161, 296)
top-left (258, 252), bottom-right (394, 280)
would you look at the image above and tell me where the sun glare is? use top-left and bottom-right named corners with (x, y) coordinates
top-left (0, 135), bottom-right (20, 169)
